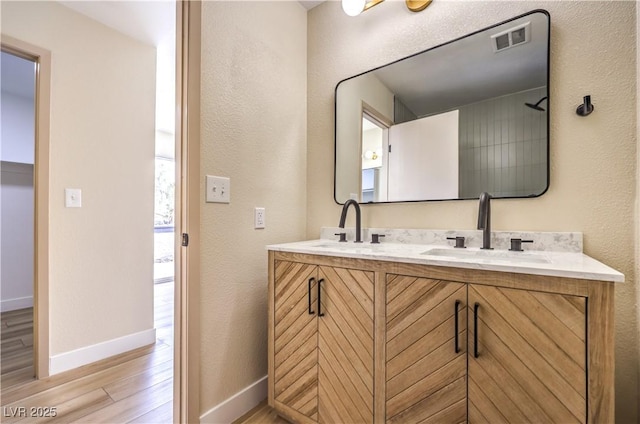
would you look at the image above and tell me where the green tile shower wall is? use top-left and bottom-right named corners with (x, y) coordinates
top-left (458, 87), bottom-right (548, 198)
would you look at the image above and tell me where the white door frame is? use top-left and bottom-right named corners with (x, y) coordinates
top-left (175, 1), bottom-right (201, 422)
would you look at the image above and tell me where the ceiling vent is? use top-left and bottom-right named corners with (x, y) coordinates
top-left (491, 21), bottom-right (531, 52)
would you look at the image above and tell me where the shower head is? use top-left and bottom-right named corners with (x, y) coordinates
top-left (525, 96), bottom-right (548, 112)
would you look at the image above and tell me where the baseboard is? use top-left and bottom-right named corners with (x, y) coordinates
top-left (49, 328), bottom-right (156, 375)
top-left (1, 296), bottom-right (33, 312)
top-left (200, 375), bottom-right (268, 423)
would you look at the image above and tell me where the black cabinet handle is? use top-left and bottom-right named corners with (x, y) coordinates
top-left (454, 300), bottom-right (461, 353)
top-left (308, 278), bottom-right (315, 315)
top-left (317, 279), bottom-right (325, 317)
top-left (473, 302), bottom-right (480, 358)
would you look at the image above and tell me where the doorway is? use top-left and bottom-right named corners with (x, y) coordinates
top-left (361, 111), bottom-right (389, 203)
top-left (1, 1), bottom-right (200, 419)
top-left (0, 50), bottom-right (37, 387)
top-left (2, 0), bottom-right (178, 395)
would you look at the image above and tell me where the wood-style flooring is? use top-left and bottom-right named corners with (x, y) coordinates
top-left (1, 307), bottom-right (34, 388)
top-left (233, 400), bottom-right (290, 424)
top-left (0, 282), bottom-right (174, 423)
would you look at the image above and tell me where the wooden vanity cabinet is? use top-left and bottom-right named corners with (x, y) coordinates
top-left (268, 251), bottom-right (614, 424)
top-left (468, 285), bottom-right (587, 423)
top-left (385, 275), bottom-right (467, 423)
top-left (384, 277), bottom-right (588, 424)
top-left (272, 261), bottom-right (318, 421)
top-left (270, 258), bottom-right (375, 424)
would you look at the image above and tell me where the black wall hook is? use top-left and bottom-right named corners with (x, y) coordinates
top-left (576, 95), bottom-right (594, 117)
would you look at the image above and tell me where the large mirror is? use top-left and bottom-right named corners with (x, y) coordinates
top-left (335, 10), bottom-right (550, 204)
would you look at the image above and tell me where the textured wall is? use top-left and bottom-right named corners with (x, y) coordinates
top-left (2, 1), bottom-right (155, 355)
top-left (308, 1), bottom-right (638, 421)
top-left (199, 1), bottom-right (307, 413)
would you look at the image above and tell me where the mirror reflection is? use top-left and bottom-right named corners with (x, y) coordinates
top-left (335, 10), bottom-right (550, 204)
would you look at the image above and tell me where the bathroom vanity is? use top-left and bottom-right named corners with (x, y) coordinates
top-left (266, 229), bottom-right (622, 424)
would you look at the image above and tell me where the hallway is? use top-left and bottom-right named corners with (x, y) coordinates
top-left (0, 282), bottom-right (174, 423)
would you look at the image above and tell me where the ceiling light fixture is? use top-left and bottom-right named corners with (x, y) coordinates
top-left (405, 0), bottom-right (432, 12)
top-left (342, 0), bottom-right (366, 16)
top-left (342, 0), bottom-right (432, 16)
top-left (342, 0), bottom-right (384, 16)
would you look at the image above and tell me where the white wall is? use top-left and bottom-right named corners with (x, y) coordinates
top-left (308, 2), bottom-right (638, 421)
top-left (1, 162), bottom-right (34, 312)
top-left (1, 92), bottom-right (34, 164)
top-left (199, 1), bottom-right (308, 418)
top-left (1, 1), bottom-right (156, 367)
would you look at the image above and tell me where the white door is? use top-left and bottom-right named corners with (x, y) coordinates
top-left (387, 110), bottom-right (459, 201)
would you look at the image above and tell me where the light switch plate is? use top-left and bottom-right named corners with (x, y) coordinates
top-left (65, 188), bottom-right (82, 208)
top-left (206, 175), bottom-right (230, 203)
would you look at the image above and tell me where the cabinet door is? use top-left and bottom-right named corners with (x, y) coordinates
top-left (273, 261), bottom-right (319, 421)
top-left (468, 285), bottom-right (587, 423)
top-left (317, 266), bottom-right (375, 424)
top-left (385, 275), bottom-right (467, 423)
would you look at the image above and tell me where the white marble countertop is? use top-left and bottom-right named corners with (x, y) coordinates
top-left (267, 238), bottom-right (624, 283)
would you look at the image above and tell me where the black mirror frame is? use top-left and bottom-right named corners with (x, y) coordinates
top-left (333, 9), bottom-right (551, 205)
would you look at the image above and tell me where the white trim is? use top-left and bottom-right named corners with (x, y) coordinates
top-left (49, 328), bottom-right (156, 375)
top-left (0, 296), bottom-right (33, 312)
top-left (200, 375), bottom-right (268, 423)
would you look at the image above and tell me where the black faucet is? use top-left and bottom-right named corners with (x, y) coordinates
top-left (338, 199), bottom-right (362, 243)
top-left (477, 192), bottom-right (492, 250)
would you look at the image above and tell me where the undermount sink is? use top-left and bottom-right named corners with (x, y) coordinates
top-left (421, 248), bottom-right (551, 264)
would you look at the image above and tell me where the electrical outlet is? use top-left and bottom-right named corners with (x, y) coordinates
top-left (254, 207), bottom-right (265, 229)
